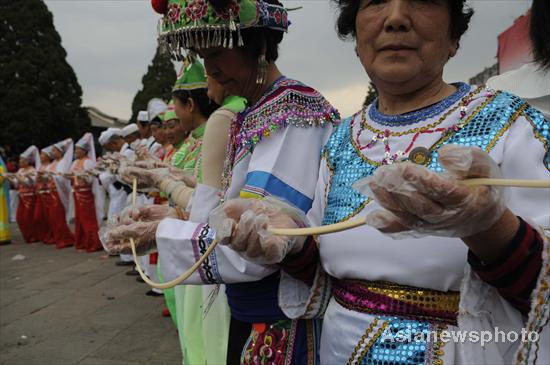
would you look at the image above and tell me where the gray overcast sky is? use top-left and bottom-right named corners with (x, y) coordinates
top-left (44, 0), bottom-right (531, 120)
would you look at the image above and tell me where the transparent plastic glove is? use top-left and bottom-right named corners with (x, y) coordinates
top-left (101, 220), bottom-right (159, 255)
top-left (76, 173), bottom-right (93, 185)
top-left (354, 145), bottom-right (506, 238)
top-left (132, 142), bottom-right (153, 161)
top-left (134, 160), bottom-right (168, 169)
top-left (119, 166), bottom-right (170, 189)
top-left (209, 197), bottom-right (307, 265)
top-left (166, 167), bottom-right (197, 188)
top-left (129, 204), bottom-right (178, 222)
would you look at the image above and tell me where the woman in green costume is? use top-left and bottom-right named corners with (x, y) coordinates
top-left (132, 59), bottom-right (245, 363)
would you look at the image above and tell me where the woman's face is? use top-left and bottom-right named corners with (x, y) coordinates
top-left (52, 147), bottom-right (63, 160)
top-left (207, 75), bottom-right (226, 105)
top-left (19, 157), bottom-right (29, 168)
top-left (355, 0), bottom-right (458, 93)
top-left (151, 124), bottom-right (165, 145)
top-left (173, 97), bottom-right (194, 131)
top-left (163, 118), bottom-right (187, 145)
top-left (40, 152), bottom-right (51, 165)
top-left (198, 47), bottom-right (255, 98)
top-left (75, 146), bottom-right (86, 159)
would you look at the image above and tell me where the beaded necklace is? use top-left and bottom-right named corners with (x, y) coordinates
top-left (219, 77), bottom-right (339, 200)
top-left (355, 86), bottom-right (492, 165)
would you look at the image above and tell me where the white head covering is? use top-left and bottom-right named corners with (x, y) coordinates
top-left (20, 145), bottom-right (40, 169)
top-left (137, 111), bottom-right (149, 123)
top-left (51, 138), bottom-right (74, 173)
top-left (49, 138), bottom-right (74, 213)
top-left (75, 132), bottom-right (96, 161)
top-left (121, 123), bottom-right (139, 137)
top-left (98, 128), bottom-right (122, 146)
top-left (147, 98), bottom-right (167, 122)
top-left (41, 146), bottom-right (54, 160)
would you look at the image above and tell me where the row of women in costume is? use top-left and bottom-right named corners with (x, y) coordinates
top-left (5, 135), bottom-right (105, 252)
top-left (101, 0), bottom-right (549, 364)
top-left (99, 58), bottom-right (249, 363)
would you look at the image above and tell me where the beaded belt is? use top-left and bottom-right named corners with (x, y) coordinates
top-left (38, 189), bottom-right (51, 193)
top-left (19, 192), bottom-right (35, 197)
top-left (332, 279), bottom-right (459, 325)
top-left (74, 188), bottom-right (92, 192)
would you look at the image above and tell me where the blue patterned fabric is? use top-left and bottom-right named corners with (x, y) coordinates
top-left (360, 316), bottom-right (442, 365)
top-left (322, 116), bottom-right (375, 225)
top-left (242, 171), bottom-right (313, 213)
top-left (522, 103), bottom-right (550, 170)
top-left (369, 83), bottom-right (470, 126)
top-left (323, 91), bottom-right (549, 225)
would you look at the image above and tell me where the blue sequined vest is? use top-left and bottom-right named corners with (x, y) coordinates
top-left (323, 91), bottom-right (549, 225)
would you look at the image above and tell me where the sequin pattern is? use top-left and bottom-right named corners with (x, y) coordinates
top-left (221, 77), bottom-right (339, 196)
top-left (322, 117), bottom-right (374, 225)
top-left (332, 279), bottom-right (459, 326)
top-left (361, 316), bottom-right (445, 365)
top-left (522, 105), bottom-right (550, 170)
top-left (323, 90), bottom-right (541, 224)
top-left (369, 83), bottom-right (470, 127)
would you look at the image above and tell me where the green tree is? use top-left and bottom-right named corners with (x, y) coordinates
top-left (0, 0), bottom-right (90, 153)
top-left (130, 46), bottom-right (176, 123)
top-left (363, 82), bottom-right (378, 107)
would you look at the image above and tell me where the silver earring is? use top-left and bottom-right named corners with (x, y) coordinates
top-left (256, 54), bottom-right (268, 85)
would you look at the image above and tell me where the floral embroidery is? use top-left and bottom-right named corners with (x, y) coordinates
top-left (185, 0), bottom-right (208, 21)
top-left (241, 320), bottom-right (296, 365)
top-left (167, 3), bottom-right (181, 23)
top-left (214, 0), bottom-right (240, 20)
top-left (273, 9), bottom-right (282, 25)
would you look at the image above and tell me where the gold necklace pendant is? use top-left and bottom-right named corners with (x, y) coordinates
top-left (408, 146), bottom-right (431, 165)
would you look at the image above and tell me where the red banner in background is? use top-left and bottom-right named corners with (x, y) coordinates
top-left (498, 11), bottom-right (533, 74)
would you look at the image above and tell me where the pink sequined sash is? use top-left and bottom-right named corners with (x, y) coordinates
top-left (332, 278), bottom-right (459, 325)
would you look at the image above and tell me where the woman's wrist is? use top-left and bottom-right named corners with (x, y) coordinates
top-left (288, 235), bottom-right (307, 255)
top-left (461, 209), bottom-right (520, 265)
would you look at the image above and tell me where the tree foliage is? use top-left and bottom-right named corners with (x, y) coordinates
top-left (130, 46), bottom-right (176, 123)
top-left (0, 0), bottom-right (90, 154)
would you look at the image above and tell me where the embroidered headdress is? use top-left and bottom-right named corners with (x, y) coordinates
top-left (152, 0), bottom-right (289, 59)
top-left (173, 59), bottom-right (207, 92)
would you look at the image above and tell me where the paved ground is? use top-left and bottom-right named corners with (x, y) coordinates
top-left (0, 224), bottom-right (181, 365)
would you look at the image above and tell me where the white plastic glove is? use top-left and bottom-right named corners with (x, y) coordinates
top-left (132, 142), bottom-right (153, 161)
top-left (101, 220), bottom-right (160, 255)
top-left (129, 204), bottom-right (180, 222)
top-left (133, 160), bottom-right (169, 169)
top-left (119, 166), bottom-right (170, 189)
top-left (354, 145), bottom-right (506, 238)
top-left (208, 197), bottom-right (307, 265)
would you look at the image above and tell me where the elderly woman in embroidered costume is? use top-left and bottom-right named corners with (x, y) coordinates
top-left (7, 146), bottom-right (41, 243)
top-left (104, 0), bottom-right (339, 363)
top-left (210, 0), bottom-right (550, 364)
top-left (68, 133), bottom-right (104, 252)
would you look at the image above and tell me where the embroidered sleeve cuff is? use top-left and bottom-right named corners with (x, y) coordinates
top-left (468, 217), bottom-right (543, 315)
top-left (279, 236), bottom-right (319, 286)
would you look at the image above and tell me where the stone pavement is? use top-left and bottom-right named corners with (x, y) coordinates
top-left (0, 224), bottom-right (181, 365)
